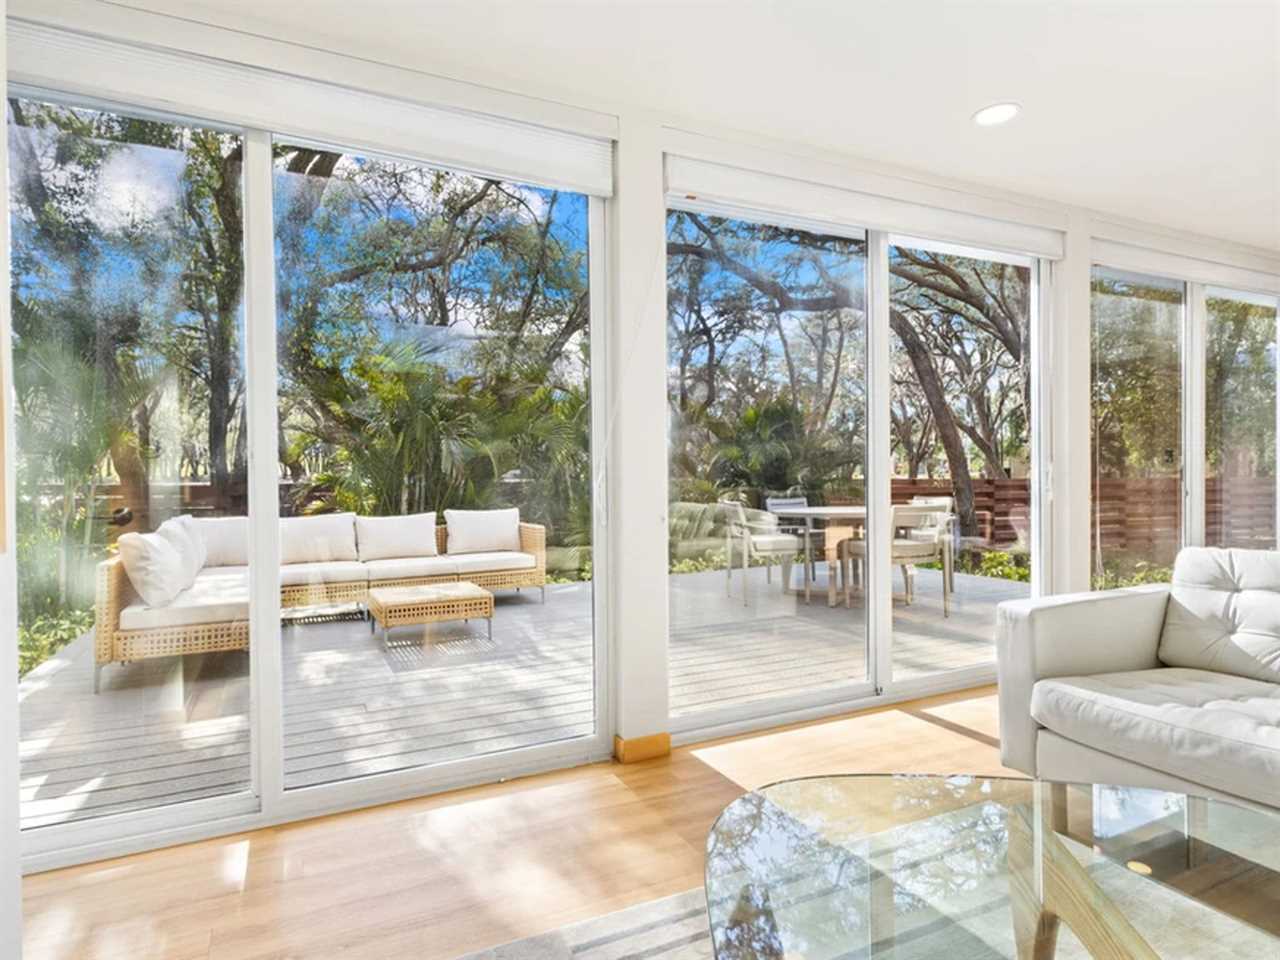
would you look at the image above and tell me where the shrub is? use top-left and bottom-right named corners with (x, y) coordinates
top-left (19, 608), bottom-right (94, 677)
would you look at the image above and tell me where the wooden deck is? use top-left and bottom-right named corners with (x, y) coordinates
top-left (17, 567), bottom-right (1026, 829)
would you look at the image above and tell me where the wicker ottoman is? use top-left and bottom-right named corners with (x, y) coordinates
top-left (368, 582), bottom-right (495, 643)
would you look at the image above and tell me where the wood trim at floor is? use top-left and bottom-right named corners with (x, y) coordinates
top-left (613, 732), bottom-right (672, 763)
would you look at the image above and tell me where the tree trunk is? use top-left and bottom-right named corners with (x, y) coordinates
top-left (891, 310), bottom-right (979, 536)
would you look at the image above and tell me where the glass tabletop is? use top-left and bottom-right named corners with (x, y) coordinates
top-left (705, 775), bottom-right (1280, 959)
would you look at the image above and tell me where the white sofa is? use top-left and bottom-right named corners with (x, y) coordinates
top-left (95, 509), bottom-right (546, 691)
top-left (996, 546), bottom-right (1280, 811)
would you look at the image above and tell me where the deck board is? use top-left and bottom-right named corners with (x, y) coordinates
top-left (17, 565), bottom-right (1026, 829)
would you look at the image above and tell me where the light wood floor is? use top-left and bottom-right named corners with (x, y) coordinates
top-left (21, 685), bottom-right (1016, 960)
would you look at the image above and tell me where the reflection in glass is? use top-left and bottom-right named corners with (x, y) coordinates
top-left (1091, 268), bottom-right (1185, 588)
top-left (9, 98), bottom-right (251, 827)
top-left (706, 775), bottom-right (1280, 958)
top-left (1206, 289), bottom-right (1278, 549)
top-left (273, 145), bottom-right (595, 787)
top-left (666, 212), bottom-right (867, 716)
top-left (888, 246), bottom-right (1033, 680)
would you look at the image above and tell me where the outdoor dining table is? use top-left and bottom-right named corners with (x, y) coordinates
top-left (766, 504), bottom-right (867, 606)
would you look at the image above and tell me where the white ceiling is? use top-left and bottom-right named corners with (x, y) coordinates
top-left (115, 0), bottom-right (1280, 252)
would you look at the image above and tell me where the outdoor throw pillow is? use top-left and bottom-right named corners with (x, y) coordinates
top-left (117, 532), bottom-right (187, 608)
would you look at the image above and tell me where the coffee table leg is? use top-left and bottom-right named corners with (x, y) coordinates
top-left (487, 617), bottom-right (493, 641)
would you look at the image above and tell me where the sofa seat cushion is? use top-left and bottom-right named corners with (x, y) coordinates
top-left (119, 566), bottom-right (249, 631)
top-left (452, 551), bottom-right (537, 575)
top-left (279, 561), bottom-right (368, 586)
top-left (1160, 547), bottom-right (1280, 683)
top-left (365, 556), bottom-right (460, 582)
top-left (1030, 667), bottom-right (1280, 808)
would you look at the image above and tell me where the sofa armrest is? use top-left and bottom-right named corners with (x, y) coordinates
top-left (996, 585), bottom-right (1169, 775)
top-left (519, 522), bottom-right (547, 571)
top-left (94, 557), bottom-right (132, 666)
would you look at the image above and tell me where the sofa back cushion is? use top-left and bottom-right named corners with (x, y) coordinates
top-left (155, 516), bottom-right (201, 588)
top-left (193, 516), bottom-right (249, 568)
top-left (280, 512), bottom-right (358, 565)
top-left (444, 508), bottom-right (520, 554)
top-left (117, 531), bottom-right (187, 607)
top-left (356, 512), bottom-right (438, 561)
top-left (1159, 547), bottom-right (1280, 683)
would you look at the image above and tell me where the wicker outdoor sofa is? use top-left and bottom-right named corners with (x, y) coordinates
top-left (93, 509), bottom-right (546, 692)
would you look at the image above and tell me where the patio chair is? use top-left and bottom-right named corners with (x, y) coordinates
top-left (764, 495), bottom-right (824, 580)
top-left (909, 496), bottom-right (956, 591)
top-left (721, 501), bottom-right (803, 607)
top-left (838, 504), bottom-right (952, 615)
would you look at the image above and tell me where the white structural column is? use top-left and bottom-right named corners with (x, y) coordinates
top-left (1052, 212), bottom-right (1094, 593)
top-left (608, 113), bottom-right (670, 758)
top-left (1183, 282), bottom-right (1207, 548)
top-left (0, 7), bottom-right (24, 954)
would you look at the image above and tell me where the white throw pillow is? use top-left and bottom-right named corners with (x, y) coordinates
top-left (194, 516), bottom-right (250, 567)
top-left (175, 515), bottom-right (207, 571)
top-left (444, 508), bottom-right (520, 555)
top-left (117, 532), bottom-right (187, 608)
top-left (155, 517), bottom-right (200, 588)
top-left (356, 512), bottom-right (438, 561)
top-left (280, 512), bottom-right (359, 564)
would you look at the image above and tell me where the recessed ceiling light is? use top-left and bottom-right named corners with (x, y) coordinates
top-left (972, 102), bottom-right (1021, 127)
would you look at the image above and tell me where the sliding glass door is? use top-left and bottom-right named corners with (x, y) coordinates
top-left (886, 241), bottom-right (1036, 682)
top-left (272, 143), bottom-right (598, 788)
top-left (1090, 268), bottom-right (1185, 586)
top-left (665, 210), bottom-right (870, 720)
top-left (1206, 288), bottom-right (1279, 549)
top-left (9, 97), bottom-right (256, 829)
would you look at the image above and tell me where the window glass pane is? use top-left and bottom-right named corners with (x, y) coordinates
top-left (888, 245), bottom-right (1033, 680)
top-left (666, 211), bottom-right (867, 717)
top-left (1091, 267), bottom-right (1184, 587)
top-left (9, 99), bottom-right (252, 827)
top-left (1206, 289), bottom-right (1278, 549)
top-left (273, 146), bottom-right (594, 787)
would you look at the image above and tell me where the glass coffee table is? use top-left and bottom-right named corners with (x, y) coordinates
top-left (706, 775), bottom-right (1279, 959)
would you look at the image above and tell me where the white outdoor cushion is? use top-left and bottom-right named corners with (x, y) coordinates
top-left (1030, 667), bottom-right (1280, 808)
top-left (175, 515), bottom-right (207, 571)
top-left (444, 508), bottom-right (520, 554)
top-left (278, 561), bottom-right (368, 586)
top-left (451, 551), bottom-right (537, 574)
top-left (116, 532), bottom-right (187, 608)
top-left (194, 516), bottom-right (249, 567)
top-left (364, 556), bottom-right (460, 582)
top-left (356, 512), bottom-right (438, 560)
top-left (155, 517), bottom-right (201, 588)
top-left (118, 566), bottom-right (248, 631)
top-left (1159, 547), bottom-right (1280, 683)
top-left (748, 533), bottom-right (801, 553)
top-left (280, 513), bottom-right (358, 565)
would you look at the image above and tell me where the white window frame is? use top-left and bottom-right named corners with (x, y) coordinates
top-left (1090, 243), bottom-right (1280, 581)
top-left (12, 95), bottom-right (614, 873)
top-left (663, 163), bottom-right (1061, 741)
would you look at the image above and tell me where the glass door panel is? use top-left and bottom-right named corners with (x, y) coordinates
top-left (887, 244), bottom-right (1034, 681)
top-left (665, 211), bottom-right (868, 718)
top-left (272, 144), bottom-right (595, 788)
top-left (9, 98), bottom-right (253, 828)
top-left (1205, 288), bottom-right (1279, 549)
top-left (1091, 268), bottom-right (1185, 586)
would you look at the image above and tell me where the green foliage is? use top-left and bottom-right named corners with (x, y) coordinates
top-left (1091, 561), bottom-right (1174, 590)
top-left (19, 608), bottom-right (95, 677)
